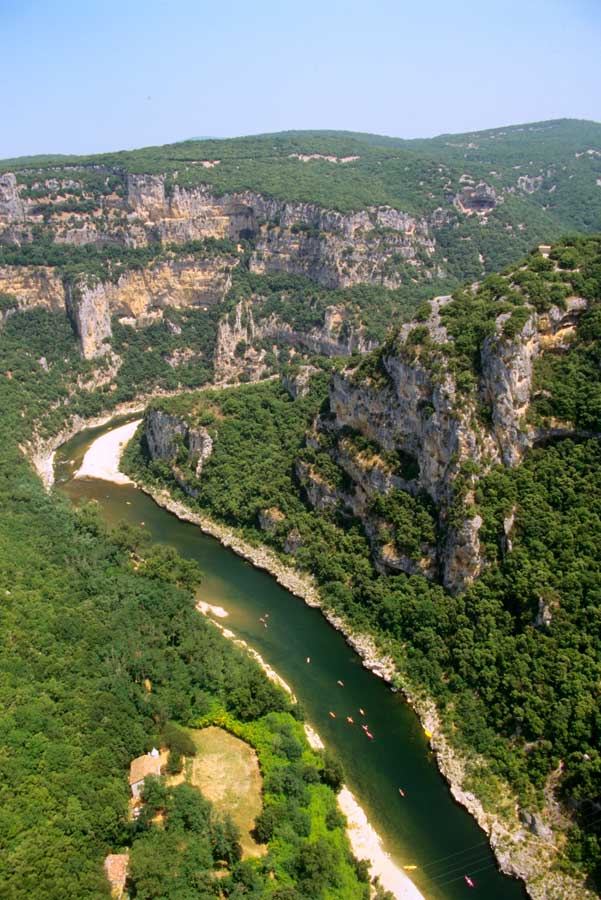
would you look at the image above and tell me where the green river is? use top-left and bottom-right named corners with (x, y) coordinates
top-left (56, 419), bottom-right (528, 900)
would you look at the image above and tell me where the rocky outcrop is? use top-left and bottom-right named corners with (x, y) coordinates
top-left (0, 266), bottom-right (65, 312)
top-left (481, 296), bottom-right (587, 464)
top-left (306, 292), bottom-right (590, 592)
top-left (517, 175), bottom-right (544, 194)
top-left (455, 182), bottom-right (500, 215)
top-left (145, 408), bottom-right (213, 477)
top-left (124, 175), bottom-right (440, 288)
top-left (258, 507), bottom-right (285, 533)
top-left (284, 527), bottom-right (303, 554)
top-left (214, 299), bottom-right (375, 382)
top-left (65, 279), bottom-right (112, 359)
top-left (281, 366), bottom-right (319, 399)
top-left (249, 204), bottom-right (437, 289)
top-left (0, 174), bottom-right (25, 223)
top-left (295, 459), bottom-right (342, 513)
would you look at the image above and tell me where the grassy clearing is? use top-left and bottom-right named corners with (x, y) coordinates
top-left (169, 725), bottom-right (266, 860)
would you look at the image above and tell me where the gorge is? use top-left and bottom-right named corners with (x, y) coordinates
top-left (2, 121), bottom-right (601, 900)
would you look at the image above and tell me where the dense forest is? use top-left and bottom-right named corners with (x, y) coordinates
top-left (128, 234), bottom-right (601, 888)
top-left (0, 308), bottom-right (370, 896)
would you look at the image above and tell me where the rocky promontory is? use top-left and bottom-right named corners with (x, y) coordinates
top-left (302, 256), bottom-right (594, 592)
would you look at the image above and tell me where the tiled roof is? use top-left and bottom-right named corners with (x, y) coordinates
top-left (129, 754), bottom-right (161, 785)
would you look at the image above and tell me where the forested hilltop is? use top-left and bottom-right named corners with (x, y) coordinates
top-left (129, 234), bottom-right (601, 898)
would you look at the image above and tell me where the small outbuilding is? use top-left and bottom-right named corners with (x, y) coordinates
top-left (129, 749), bottom-right (161, 800)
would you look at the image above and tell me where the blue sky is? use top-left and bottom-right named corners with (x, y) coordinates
top-left (1, 0), bottom-right (600, 157)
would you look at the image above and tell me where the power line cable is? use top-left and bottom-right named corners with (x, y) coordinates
top-left (423, 849), bottom-right (498, 883)
top-left (419, 838), bottom-right (491, 870)
top-left (433, 858), bottom-right (501, 890)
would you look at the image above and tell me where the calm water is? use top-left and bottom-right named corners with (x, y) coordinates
top-left (56, 420), bottom-right (527, 900)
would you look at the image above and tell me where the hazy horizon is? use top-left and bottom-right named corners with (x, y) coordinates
top-left (2, 0), bottom-right (600, 158)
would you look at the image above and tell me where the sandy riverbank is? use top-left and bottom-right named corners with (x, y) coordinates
top-left (75, 419), bottom-right (142, 484)
top-left (46, 417), bottom-right (595, 900)
top-left (26, 401), bottom-right (146, 490)
top-left (68, 420), bottom-right (426, 900)
top-left (300, 723), bottom-right (423, 900)
top-left (340, 787), bottom-right (424, 900)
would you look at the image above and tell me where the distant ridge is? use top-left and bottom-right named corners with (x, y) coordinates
top-left (1, 117), bottom-right (600, 276)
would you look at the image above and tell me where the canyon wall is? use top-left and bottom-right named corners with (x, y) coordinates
top-left (303, 294), bottom-right (590, 593)
top-left (0, 170), bottom-right (444, 289)
top-left (214, 299), bottom-right (376, 382)
top-left (0, 255), bottom-right (234, 358)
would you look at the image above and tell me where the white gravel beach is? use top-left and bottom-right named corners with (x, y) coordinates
top-left (75, 419), bottom-right (142, 484)
top-left (339, 787), bottom-right (424, 900)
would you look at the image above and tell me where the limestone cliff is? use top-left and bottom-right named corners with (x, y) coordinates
top-left (0, 174), bottom-right (26, 225)
top-left (145, 407), bottom-right (213, 478)
top-left (65, 279), bottom-right (112, 359)
top-left (304, 284), bottom-right (591, 593)
top-left (0, 255), bottom-right (234, 359)
top-left (0, 170), bottom-right (444, 289)
top-left (0, 266), bottom-right (66, 312)
top-left (125, 175), bottom-right (442, 288)
top-left (214, 299), bottom-right (375, 382)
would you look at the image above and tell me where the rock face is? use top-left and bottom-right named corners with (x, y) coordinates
top-left (455, 182), bottom-right (500, 215)
top-left (0, 170), bottom-right (445, 289)
top-left (0, 255), bottom-right (234, 358)
top-left (281, 366), bottom-right (319, 399)
top-left (0, 266), bottom-right (66, 312)
top-left (249, 203), bottom-right (437, 289)
top-left (305, 293), bottom-right (590, 593)
top-left (125, 175), bottom-right (440, 288)
top-left (214, 299), bottom-right (375, 382)
top-left (0, 168), bottom-right (447, 361)
top-left (145, 408), bottom-right (213, 477)
top-left (258, 507), bottom-right (286, 533)
top-left (65, 279), bottom-right (112, 359)
top-left (0, 174), bottom-right (25, 223)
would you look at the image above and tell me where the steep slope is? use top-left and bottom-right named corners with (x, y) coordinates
top-left (303, 235), bottom-right (600, 592)
top-left (2, 119), bottom-right (600, 287)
